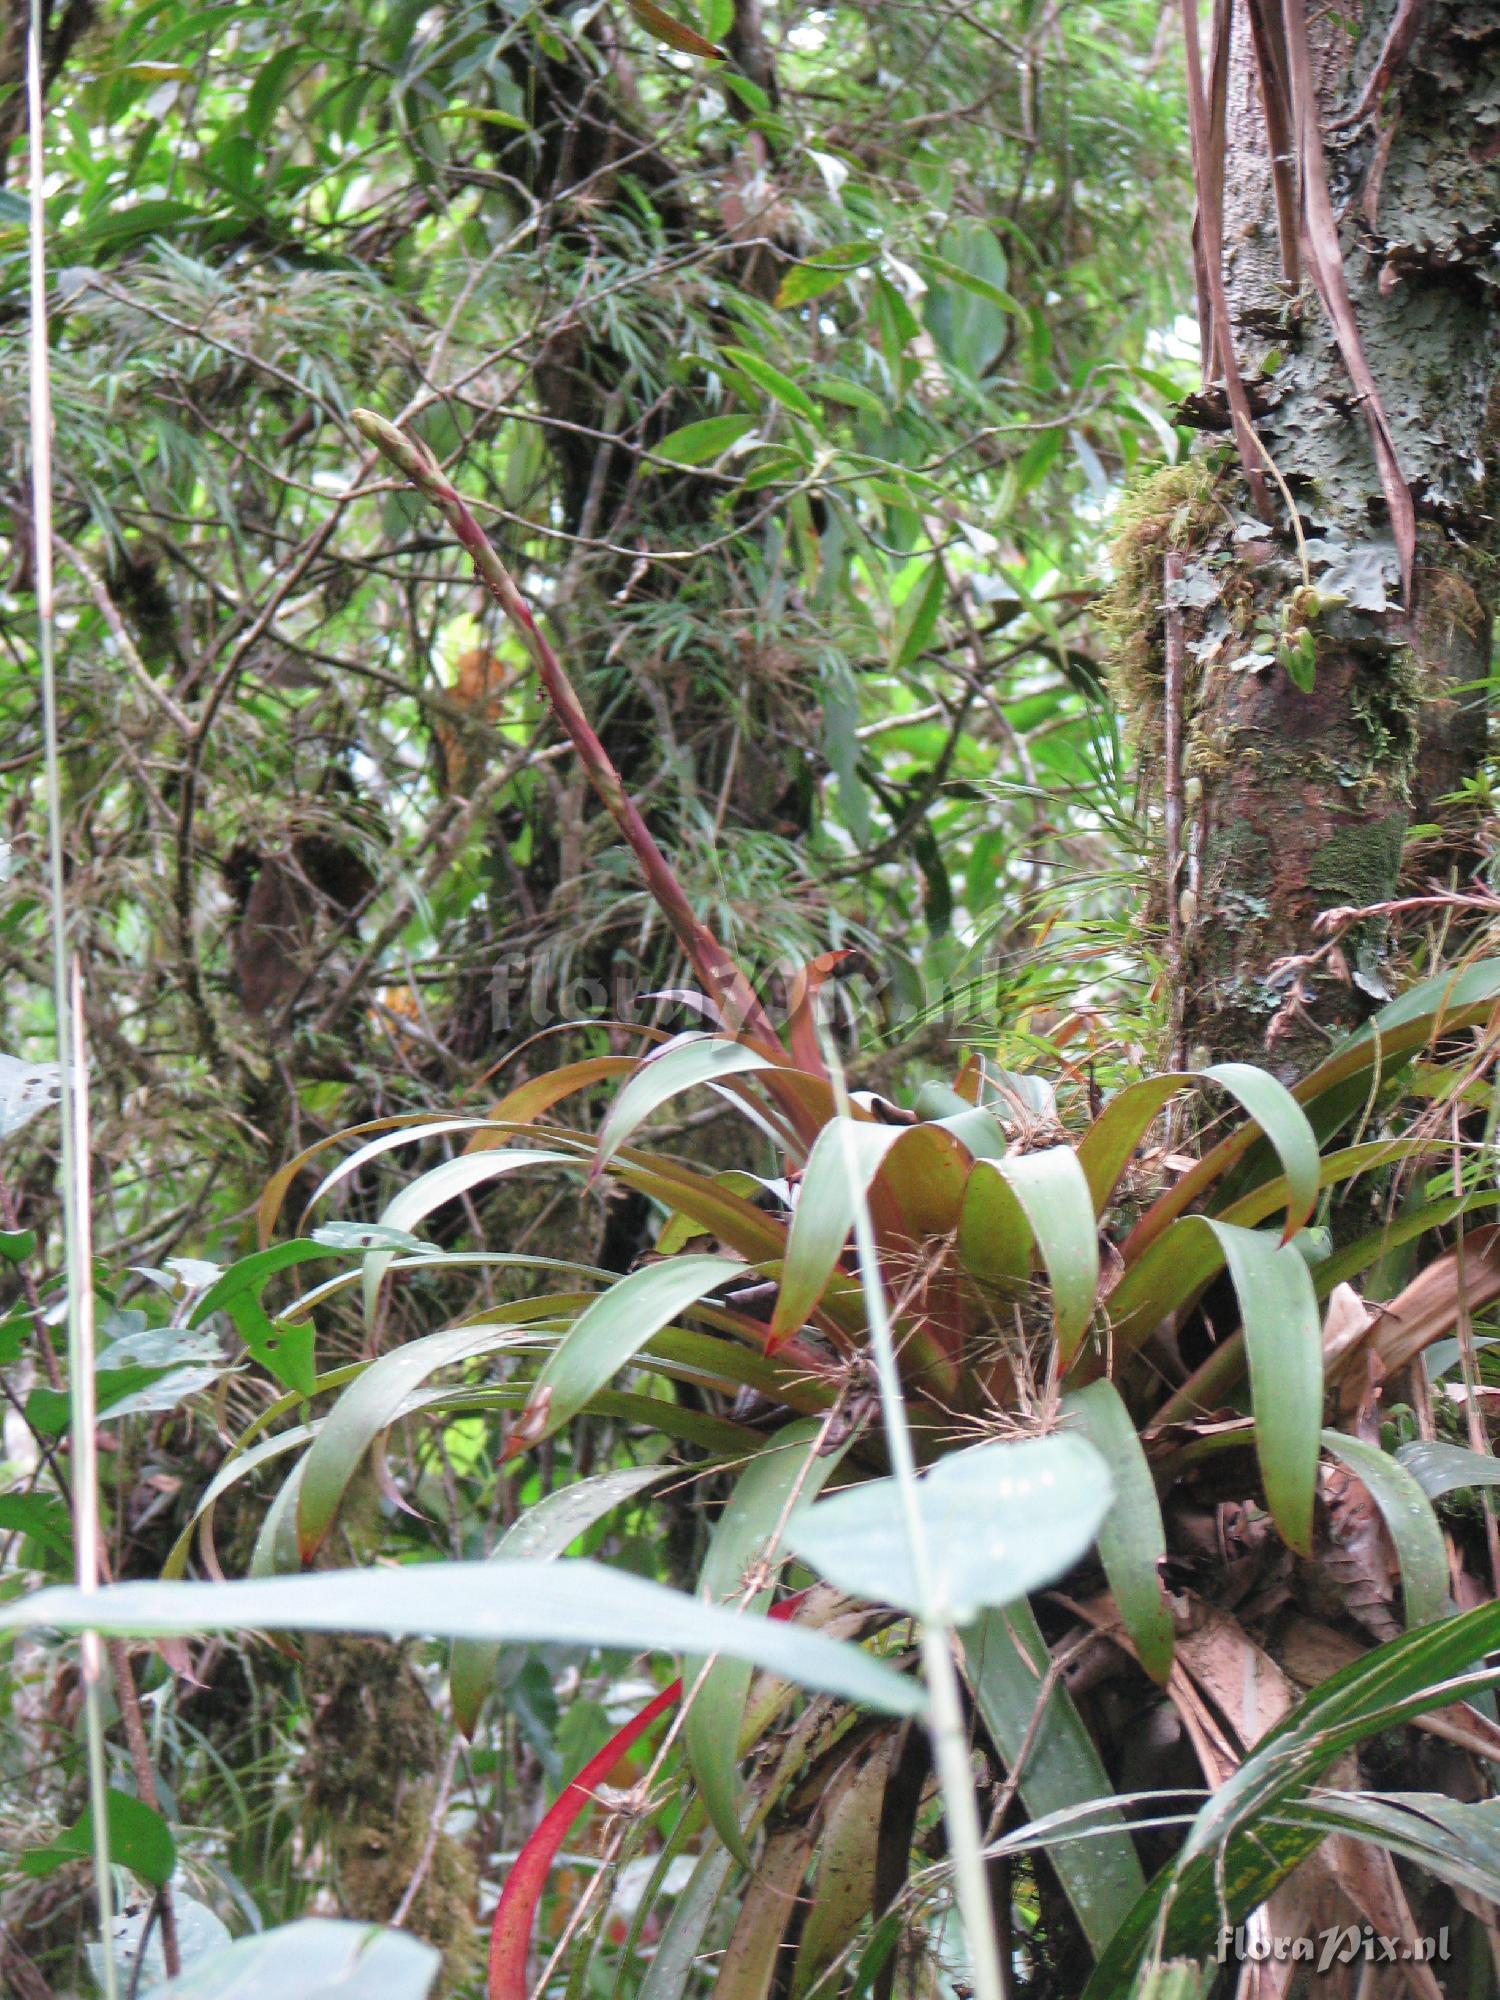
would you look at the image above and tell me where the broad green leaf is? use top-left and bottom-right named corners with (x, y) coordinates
top-left (1082, 1064), bottom-right (1319, 1241)
top-left (1062, 1382), bottom-right (1173, 1681)
top-left (595, 1037), bottom-right (779, 1170)
top-left (1322, 1430), bottom-right (1448, 1627)
top-left (0, 1226), bottom-right (35, 1262)
top-left (960, 1149), bottom-right (1099, 1364)
top-left (0, 1492), bottom-right (72, 1568)
top-left (137, 1918), bottom-right (439, 2000)
top-left (965, 1599), bottom-right (1147, 1954)
top-left (1, 1561), bottom-right (925, 1716)
top-left (654, 414), bottom-right (757, 465)
top-left (638, 1844), bottom-right (737, 2000)
top-left (190, 1240), bottom-right (328, 1395)
top-left (785, 1433), bottom-right (1113, 1622)
top-left (450, 1464), bottom-right (673, 1734)
top-left (769, 1119), bottom-right (903, 1345)
top-left (22, 1787), bottom-right (175, 1886)
top-left (685, 1420), bottom-right (846, 1863)
top-left (721, 345), bottom-right (819, 422)
top-left (893, 558), bottom-right (945, 669)
top-left (774, 244), bottom-right (876, 309)
top-left (297, 1324), bottom-right (534, 1561)
top-left (1110, 1218), bottom-right (1322, 1555)
top-left (518, 1254), bottom-right (746, 1449)
top-left (1397, 1438), bottom-right (1500, 1497)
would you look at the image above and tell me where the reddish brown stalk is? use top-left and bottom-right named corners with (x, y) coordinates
top-left (1180, 0), bottom-right (1274, 521)
top-left (1279, 0), bottom-right (1415, 598)
top-left (351, 411), bottom-right (783, 1055)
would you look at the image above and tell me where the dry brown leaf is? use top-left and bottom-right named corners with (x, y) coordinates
top-left (1317, 1459), bottom-right (1401, 1642)
top-left (1326, 1225), bottom-right (1500, 1381)
top-left (1278, 1614), bottom-right (1500, 1761)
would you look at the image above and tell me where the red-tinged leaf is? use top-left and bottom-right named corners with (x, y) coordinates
top-left (487, 1594), bottom-right (807, 2000)
top-left (625, 0), bottom-right (724, 58)
top-left (785, 950), bottom-right (854, 1075)
top-left (488, 1677), bottom-right (682, 2000)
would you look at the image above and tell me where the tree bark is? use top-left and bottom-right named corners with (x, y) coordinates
top-left (1170, 0), bottom-right (1500, 1072)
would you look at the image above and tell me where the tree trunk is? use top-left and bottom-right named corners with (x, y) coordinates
top-left (1167, 0), bottom-right (1500, 1072)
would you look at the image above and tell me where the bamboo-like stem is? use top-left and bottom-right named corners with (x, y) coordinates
top-left (820, 1028), bottom-right (1007, 2000)
top-left (27, 20), bottom-right (119, 1994)
top-left (351, 411), bottom-right (782, 1055)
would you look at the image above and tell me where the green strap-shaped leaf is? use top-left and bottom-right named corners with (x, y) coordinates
top-left (0, 1561), bottom-right (926, 1716)
top-left (297, 1324), bottom-right (533, 1562)
top-left (636, 1842), bottom-right (735, 2000)
top-left (1082, 1600), bottom-right (1500, 1994)
top-left (595, 1036), bottom-right (779, 1171)
top-left (1322, 1430), bottom-right (1449, 1628)
top-left (965, 1598), bottom-right (1147, 1954)
top-left (684, 1420), bottom-right (846, 1864)
top-left (1111, 1218), bottom-right (1321, 1555)
top-left (363, 1147), bottom-right (578, 1321)
top-left (1083, 1063), bottom-right (1319, 1245)
top-left (1062, 1382), bottom-right (1174, 1682)
top-left (769, 1119), bottom-right (905, 1346)
top-left (450, 1464), bottom-right (673, 1735)
top-left (960, 1148), bottom-right (1099, 1365)
top-left (1397, 1438), bottom-right (1500, 1497)
top-left (518, 1254), bottom-right (747, 1452)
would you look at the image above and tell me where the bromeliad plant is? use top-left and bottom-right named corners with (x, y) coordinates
top-left (15, 420), bottom-right (1500, 1998)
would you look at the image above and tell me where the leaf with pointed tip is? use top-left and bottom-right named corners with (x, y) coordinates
top-left (1085, 1064), bottom-right (1319, 1244)
top-left (21, 1788), bottom-right (175, 1887)
top-left (595, 1037), bottom-right (780, 1171)
top-left (512, 1255), bottom-right (746, 1457)
top-left (1109, 1218), bottom-right (1322, 1555)
top-left (297, 1325), bottom-right (534, 1562)
top-left (1062, 1382), bottom-right (1173, 1682)
top-left (363, 1147), bottom-right (578, 1320)
top-left (1322, 1431), bottom-right (1448, 1628)
top-left (0, 1562), bottom-right (925, 1716)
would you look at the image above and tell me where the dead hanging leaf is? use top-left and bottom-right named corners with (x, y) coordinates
top-left (624, 0), bottom-right (725, 59)
top-left (1316, 1459), bottom-right (1401, 1643)
top-left (1279, 1613), bottom-right (1500, 1762)
top-left (1360, 1225), bottom-right (1500, 1377)
top-left (1173, 1598), bottom-right (1299, 1750)
top-left (1323, 1835), bottom-right (1445, 2000)
top-left (1322, 1280), bottom-right (1377, 1375)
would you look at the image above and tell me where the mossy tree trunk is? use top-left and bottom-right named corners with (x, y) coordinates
top-left (1164, 0), bottom-right (1500, 1072)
